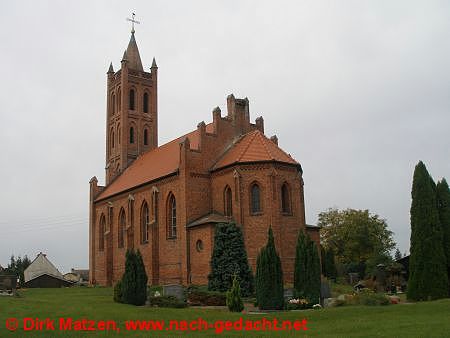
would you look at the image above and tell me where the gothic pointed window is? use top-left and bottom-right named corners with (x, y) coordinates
top-left (118, 208), bottom-right (126, 248)
top-left (99, 215), bottom-right (106, 251)
top-left (141, 202), bottom-right (149, 244)
top-left (251, 183), bottom-right (261, 214)
top-left (129, 89), bottom-right (135, 110)
top-left (143, 92), bottom-right (149, 113)
top-left (167, 194), bottom-right (177, 239)
top-left (281, 183), bottom-right (291, 214)
top-left (224, 186), bottom-right (232, 217)
top-left (144, 129), bottom-right (148, 146)
top-left (130, 127), bottom-right (135, 144)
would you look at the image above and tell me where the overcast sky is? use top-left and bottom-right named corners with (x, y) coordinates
top-left (0, 1), bottom-right (449, 273)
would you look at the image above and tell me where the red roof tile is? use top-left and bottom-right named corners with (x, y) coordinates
top-left (212, 130), bottom-right (298, 170)
top-left (96, 127), bottom-right (297, 201)
top-left (97, 130), bottom-right (196, 201)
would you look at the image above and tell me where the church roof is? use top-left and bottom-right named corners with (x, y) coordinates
top-left (96, 124), bottom-right (213, 201)
top-left (212, 130), bottom-right (299, 171)
top-left (125, 32), bottom-right (143, 71)
top-left (96, 128), bottom-right (299, 201)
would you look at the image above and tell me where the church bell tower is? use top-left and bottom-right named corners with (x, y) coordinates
top-left (105, 25), bottom-right (158, 185)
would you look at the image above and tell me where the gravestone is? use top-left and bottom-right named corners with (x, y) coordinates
top-left (284, 287), bottom-right (294, 299)
top-left (163, 284), bottom-right (185, 300)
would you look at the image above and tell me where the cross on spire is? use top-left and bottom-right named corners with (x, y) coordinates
top-left (126, 12), bottom-right (140, 34)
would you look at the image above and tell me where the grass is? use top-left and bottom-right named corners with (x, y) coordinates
top-left (0, 287), bottom-right (449, 337)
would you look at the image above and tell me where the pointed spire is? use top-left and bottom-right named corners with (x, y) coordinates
top-left (121, 50), bottom-right (128, 62)
top-left (151, 57), bottom-right (158, 68)
top-left (125, 32), bottom-right (143, 71)
top-left (107, 62), bottom-right (114, 73)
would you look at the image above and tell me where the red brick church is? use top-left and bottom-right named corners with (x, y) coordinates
top-left (89, 29), bottom-right (319, 286)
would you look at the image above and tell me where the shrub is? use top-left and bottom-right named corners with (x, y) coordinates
top-left (113, 280), bottom-right (123, 303)
top-left (147, 285), bottom-right (163, 298)
top-left (186, 285), bottom-right (226, 306)
top-left (355, 289), bottom-right (390, 306)
top-left (226, 275), bottom-right (244, 312)
top-left (148, 295), bottom-right (187, 308)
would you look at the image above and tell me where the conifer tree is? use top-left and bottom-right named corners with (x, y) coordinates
top-left (121, 249), bottom-right (148, 305)
top-left (255, 227), bottom-right (284, 310)
top-left (294, 231), bottom-right (321, 304)
top-left (226, 275), bottom-right (244, 312)
top-left (135, 250), bottom-right (148, 304)
top-left (437, 178), bottom-right (450, 294)
top-left (325, 248), bottom-right (337, 279)
top-left (208, 222), bottom-right (254, 296)
top-left (294, 231), bottom-right (307, 296)
top-left (408, 161), bottom-right (449, 300)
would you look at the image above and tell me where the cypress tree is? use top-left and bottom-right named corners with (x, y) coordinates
top-left (121, 249), bottom-right (148, 305)
top-left (135, 250), bottom-right (148, 305)
top-left (305, 237), bottom-right (321, 305)
top-left (208, 222), bottom-right (254, 297)
top-left (320, 246), bottom-right (337, 280)
top-left (325, 248), bottom-right (337, 280)
top-left (408, 161), bottom-right (449, 301)
top-left (255, 227), bottom-right (284, 310)
top-left (437, 178), bottom-right (450, 294)
top-left (294, 230), bottom-right (307, 297)
top-left (121, 249), bottom-right (137, 305)
top-left (294, 230), bottom-right (321, 304)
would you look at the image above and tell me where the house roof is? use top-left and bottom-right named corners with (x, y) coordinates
top-left (24, 252), bottom-right (64, 283)
top-left (25, 272), bottom-right (74, 285)
top-left (96, 127), bottom-right (299, 202)
top-left (212, 130), bottom-right (299, 170)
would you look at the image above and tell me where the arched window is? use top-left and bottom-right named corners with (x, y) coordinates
top-left (144, 129), bottom-right (148, 146)
top-left (130, 127), bottom-right (135, 144)
top-left (167, 194), bottom-right (177, 238)
top-left (141, 202), bottom-right (149, 244)
top-left (281, 183), bottom-right (291, 214)
top-left (251, 183), bottom-right (261, 214)
top-left (118, 208), bottom-right (126, 248)
top-left (224, 186), bottom-right (232, 217)
top-left (129, 89), bottom-right (135, 110)
top-left (117, 124), bottom-right (121, 145)
top-left (99, 215), bottom-right (106, 251)
top-left (143, 92), bottom-right (149, 113)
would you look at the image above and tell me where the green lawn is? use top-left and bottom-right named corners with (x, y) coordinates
top-left (1, 287), bottom-right (449, 337)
